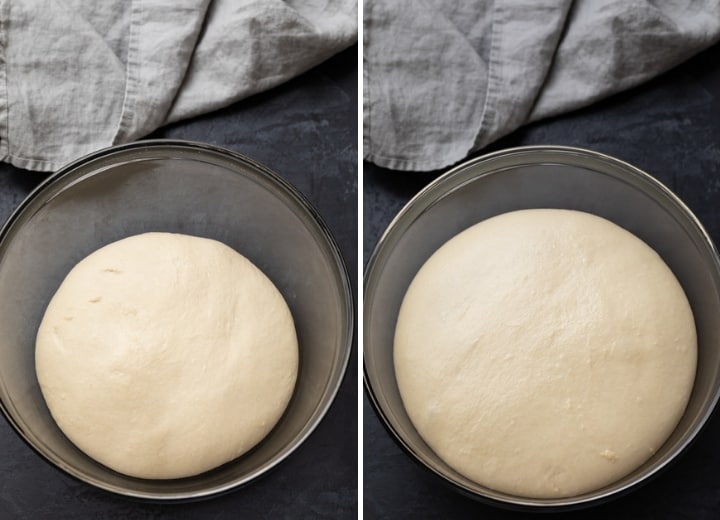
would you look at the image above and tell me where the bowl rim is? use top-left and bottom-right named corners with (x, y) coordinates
top-left (0, 138), bottom-right (355, 501)
top-left (363, 144), bottom-right (720, 511)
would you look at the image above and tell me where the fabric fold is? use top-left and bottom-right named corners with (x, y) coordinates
top-left (113, 0), bottom-right (211, 145)
top-left (473, 1), bottom-right (573, 151)
top-left (167, 0), bottom-right (357, 123)
top-left (363, 0), bottom-right (492, 171)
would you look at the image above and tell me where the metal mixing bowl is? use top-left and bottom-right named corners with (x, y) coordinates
top-left (0, 140), bottom-right (353, 500)
top-left (364, 145), bottom-right (720, 510)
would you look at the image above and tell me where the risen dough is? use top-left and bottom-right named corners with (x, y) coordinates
top-left (36, 232), bottom-right (298, 479)
top-left (394, 209), bottom-right (696, 498)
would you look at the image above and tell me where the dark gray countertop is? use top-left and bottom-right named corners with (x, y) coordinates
top-left (0, 46), bottom-right (357, 519)
top-left (364, 43), bottom-right (720, 519)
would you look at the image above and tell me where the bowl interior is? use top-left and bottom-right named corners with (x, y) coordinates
top-left (0, 141), bottom-right (352, 499)
top-left (364, 147), bottom-right (720, 508)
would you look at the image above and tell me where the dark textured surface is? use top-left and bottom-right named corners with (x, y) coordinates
top-left (364, 43), bottom-right (720, 518)
top-left (0, 46), bottom-right (357, 519)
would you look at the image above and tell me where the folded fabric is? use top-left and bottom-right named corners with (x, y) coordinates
top-left (364, 0), bottom-right (720, 172)
top-left (0, 0), bottom-right (357, 172)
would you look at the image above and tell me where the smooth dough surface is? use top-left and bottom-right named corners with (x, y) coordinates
top-left (36, 232), bottom-right (298, 479)
top-left (394, 209), bottom-right (696, 499)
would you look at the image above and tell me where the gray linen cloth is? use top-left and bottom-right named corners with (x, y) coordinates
top-left (364, 0), bottom-right (720, 172)
top-left (1, 0), bottom-right (357, 172)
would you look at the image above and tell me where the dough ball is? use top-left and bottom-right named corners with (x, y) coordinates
top-left (394, 209), bottom-right (696, 498)
top-left (36, 232), bottom-right (298, 479)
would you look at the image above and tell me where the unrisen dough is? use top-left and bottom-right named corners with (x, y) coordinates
top-left (36, 232), bottom-right (298, 479)
top-left (394, 209), bottom-right (696, 499)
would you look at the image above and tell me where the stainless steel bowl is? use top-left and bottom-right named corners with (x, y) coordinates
top-left (0, 140), bottom-right (353, 500)
top-left (364, 145), bottom-right (720, 510)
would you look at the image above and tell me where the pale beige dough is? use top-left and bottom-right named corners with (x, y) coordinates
top-left (394, 209), bottom-right (696, 499)
top-left (36, 232), bottom-right (298, 479)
